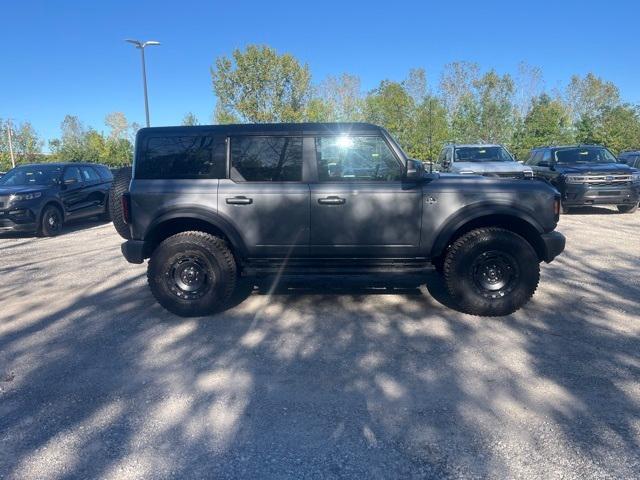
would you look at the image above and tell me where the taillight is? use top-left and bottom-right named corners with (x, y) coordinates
top-left (553, 196), bottom-right (560, 220)
top-left (121, 193), bottom-right (131, 224)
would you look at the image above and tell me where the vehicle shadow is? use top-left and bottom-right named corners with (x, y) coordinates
top-left (0, 217), bottom-right (111, 239)
top-left (1, 241), bottom-right (639, 478)
top-left (563, 205), bottom-right (619, 215)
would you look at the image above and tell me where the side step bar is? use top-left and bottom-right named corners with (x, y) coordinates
top-left (241, 257), bottom-right (432, 276)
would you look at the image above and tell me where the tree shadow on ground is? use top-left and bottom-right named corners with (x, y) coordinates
top-left (0, 239), bottom-right (639, 478)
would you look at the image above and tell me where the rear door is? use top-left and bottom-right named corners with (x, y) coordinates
top-left (218, 135), bottom-right (309, 257)
top-left (60, 166), bottom-right (85, 215)
top-left (78, 166), bottom-right (107, 216)
top-left (308, 134), bottom-right (423, 257)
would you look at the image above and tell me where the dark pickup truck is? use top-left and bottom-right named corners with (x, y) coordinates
top-left (113, 123), bottom-right (565, 317)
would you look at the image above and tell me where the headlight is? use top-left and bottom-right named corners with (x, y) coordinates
top-left (9, 192), bottom-right (42, 203)
top-left (565, 175), bottom-right (588, 183)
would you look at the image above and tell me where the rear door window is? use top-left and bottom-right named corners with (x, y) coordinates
top-left (80, 166), bottom-right (101, 183)
top-left (63, 167), bottom-right (82, 184)
top-left (230, 136), bottom-right (303, 182)
top-left (137, 135), bottom-right (226, 179)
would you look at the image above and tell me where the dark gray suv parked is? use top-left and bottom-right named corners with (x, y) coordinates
top-left (116, 123), bottom-right (565, 317)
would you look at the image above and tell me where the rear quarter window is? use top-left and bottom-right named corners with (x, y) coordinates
top-left (136, 134), bottom-right (226, 179)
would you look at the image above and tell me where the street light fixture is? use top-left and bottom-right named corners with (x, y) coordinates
top-left (125, 39), bottom-right (160, 127)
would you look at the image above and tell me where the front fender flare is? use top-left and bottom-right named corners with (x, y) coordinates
top-left (430, 203), bottom-right (544, 259)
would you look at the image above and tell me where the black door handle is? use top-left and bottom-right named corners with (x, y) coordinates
top-left (226, 196), bottom-right (253, 205)
top-left (318, 196), bottom-right (346, 205)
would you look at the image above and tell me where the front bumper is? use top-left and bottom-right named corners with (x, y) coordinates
top-left (540, 231), bottom-right (566, 263)
top-left (562, 182), bottom-right (640, 207)
top-left (0, 208), bottom-right (38, 233)
top-left (121, 240), bottom-right (146, 264)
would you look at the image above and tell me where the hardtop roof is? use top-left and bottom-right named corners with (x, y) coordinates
top-left (136, 122), bottom-right (383, 136)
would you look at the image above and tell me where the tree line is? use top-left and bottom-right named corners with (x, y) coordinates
top-left (212, 46), bottom-right (640, 161)
top-left (2, 44), bottom-right (639, 171)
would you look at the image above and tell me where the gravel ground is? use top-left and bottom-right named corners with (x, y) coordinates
top-left (0, 208), bottom-right (639, 480)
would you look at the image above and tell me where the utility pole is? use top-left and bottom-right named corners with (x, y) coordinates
top-left (7, 120), bottom-right (15, 169)
top-left (125, 39), bottom-right (161, 128)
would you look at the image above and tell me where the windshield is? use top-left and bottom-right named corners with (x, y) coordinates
top-left (0, 165), bottom-right (62, 187)
top-left (454, 146), bottom-right (513, 162)
top-left (555, 148), bottom-right (618, 164)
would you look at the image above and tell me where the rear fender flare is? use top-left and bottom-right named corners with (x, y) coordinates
top-left (144, 206), bottom-right (248, 258)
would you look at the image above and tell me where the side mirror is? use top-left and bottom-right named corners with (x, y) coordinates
top-left (405, 159), bottom-right (425, 180)
top-left (442, 160), bottom-right (451, 170)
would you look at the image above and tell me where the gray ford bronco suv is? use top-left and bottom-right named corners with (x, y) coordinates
top-left (114, 123), bottom-right (565, 317)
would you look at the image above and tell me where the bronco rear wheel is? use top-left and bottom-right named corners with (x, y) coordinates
top-left (443, 227), bottom-right (540, 316)
top-left (147, 231), bottom-right (237, 317)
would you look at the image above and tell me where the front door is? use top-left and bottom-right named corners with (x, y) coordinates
top-left (218, 135), bottom-right (309, 257)
top-left (309, 135), bottom-right (423, 257)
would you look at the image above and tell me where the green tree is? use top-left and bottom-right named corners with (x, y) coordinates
top-left (318, 73), bottom-right (363, 121)
top-left (211, 45), bottom-right (312, 123)
top-left (182, 112), bottom-right (200, 126)
top-left (0, 119), bottom-right (44, 170)
top-left (512, 94), bottom-right (574, 158)
top-left (364, 80), bottom-right (415, 153)
top-left (474, 70), bottom-right (515, 144)
top-left (589, 105), bottom-right (640, 153)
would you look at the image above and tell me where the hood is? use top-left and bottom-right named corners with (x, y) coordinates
top-left (452, 161), bottom-right (528, 174)
top-left (0, 185), bottom-right (51, 195)
top-left (554, 163), bottom-right (633, 175)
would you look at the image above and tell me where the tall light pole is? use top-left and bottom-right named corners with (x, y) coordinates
top-left (7, 119), bottom-right (16, 169)
top-left (125, 39), bottom-right (160, 127)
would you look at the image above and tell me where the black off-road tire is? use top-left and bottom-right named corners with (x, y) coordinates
top-left (39, 204), bottom-right (64, 237)
top-left (109, 166), bottom-right (132, 239)
top-left (147, 231), bottom-right (237, 317)
top-left (617, 203), bottom-right (638, 214)
top-left (443, 227), bottom-right (540, 317)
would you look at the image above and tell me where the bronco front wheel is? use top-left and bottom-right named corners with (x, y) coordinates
top-left (443, 227), bottom-right (540, 316)
top-left (147, 231), bottom-right (237, 317)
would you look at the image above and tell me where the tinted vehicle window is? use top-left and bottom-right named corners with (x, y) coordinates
top-left (527, 151), bottom-right (542, 165)
top-left (454, 146), bottom-right (513, 162)
top-left (541, 150), bottom-right (552, 164)
top-left (80, 166), bottom-right (100, 182)
top-left (554, 147), bottom-right (617, 164)
top-left (231, 136), bottom-right (303, 182)
top-left (316, 135), bottom-right (402, 182)
top-left (137, 135), bottom-right (226, 179)
top-left (63, 167), bottom-right (82, 183)
top-left (96, 165), bottom-right (114, 181)
top-left (0, 165), bottom-right (62, 186)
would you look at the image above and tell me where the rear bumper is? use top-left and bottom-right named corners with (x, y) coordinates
top-left (121, 240), bottom-right (146, 264)
top-left (540, 231), bottom-right (565, 263)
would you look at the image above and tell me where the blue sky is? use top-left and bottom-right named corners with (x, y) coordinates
top-left (1, 0), bottom-right (639, 144)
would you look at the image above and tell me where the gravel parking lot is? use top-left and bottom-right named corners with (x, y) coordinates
top-left (0, 209), bottom-right (639, 479)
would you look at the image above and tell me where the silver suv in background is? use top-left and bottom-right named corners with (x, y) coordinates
top-left (434, 144), bottom-right (533, 179)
